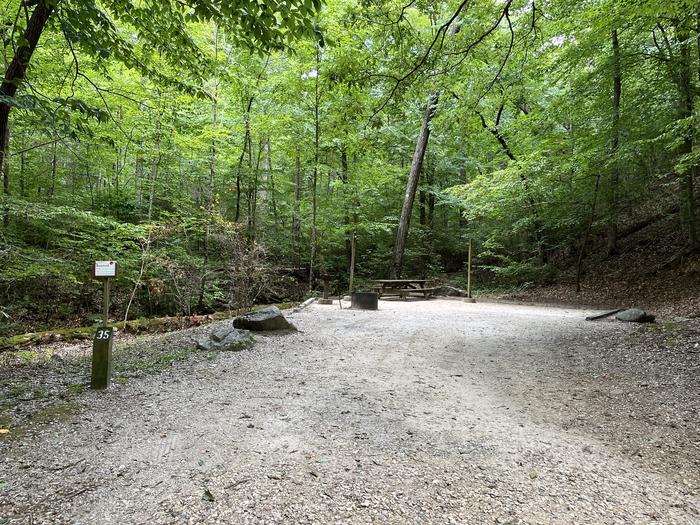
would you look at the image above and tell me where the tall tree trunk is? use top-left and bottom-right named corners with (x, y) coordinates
top-left (0, 0), bottom-right (55, 202)
top-left (125, 150), bottom-right (159, 321)
top-left (198, 25), bottom-right (219, 311)
top-left (49, 140), bottom-right (57, 198)
top-left (676, 21), bottom-right (698, 248)
top-left (19, 151), bottom-right (25, 198)
top-left (390, 91), bottom-right (439, 279)
top-left (1, 126), bottom-right (8, 225)
top-left (0, 23), bottom-right (7, 219)
top-left (427, 160), bottom-right (435, 262)
top-left (265, 139), bottom-right (278, 225)
top-left (339, 143), bottom-right (352, 268)
top-left (248, 139), bottom-right (263, 239)
top-left (113, 148), bottom-right (119, 194)
top-left (235, 165), bottom-right (242, 221)
top-left (292, 145), bottom-right (302, 264)
top-left (607, 28), bottom-right (622, 257)
top-left (309, 45), bottom-right (320, 288)
top-left (234, 97), bottom-right (254, 222)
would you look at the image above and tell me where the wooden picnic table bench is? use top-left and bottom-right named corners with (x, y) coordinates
top-left (372, 279), bottom-right (438, 299)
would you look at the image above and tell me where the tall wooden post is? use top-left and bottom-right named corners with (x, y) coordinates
top-left (91, 261), bottom-right (117, 390)
top-left (467, 240), bottom-right (472, 299)
top-left (91, 325), bottom-right (113, 390)
top-left (102, 278), bottom-right (110, 324)
top-left (349, 233), bottom-right (356, 294)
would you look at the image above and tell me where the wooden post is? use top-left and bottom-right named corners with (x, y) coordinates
top-left (91, 261), bottom-right (117, 389)
top-left (91, 326), bottom-right (113, 390)
top-left (349, 233), bottom-right (356, 294)
top-left (102, 278), bottom-right (110, 324)
top-left (467, 240), bottom-right (473, 299)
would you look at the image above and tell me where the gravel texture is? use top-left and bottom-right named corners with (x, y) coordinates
top-left (1, 299), bottom-right (698, 524)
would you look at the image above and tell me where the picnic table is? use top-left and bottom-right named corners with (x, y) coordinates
top-left (372, 279), bottom-right (437, 299)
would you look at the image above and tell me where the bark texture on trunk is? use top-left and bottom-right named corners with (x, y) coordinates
top-left (675, 21), bottom-right (698, 248)
top-left (265, 139), bottom-right (278, 225)
top-left (292, 146), bottom-right (301, 263)
top-left (247, 139), bottom-right (262, 239)
top-left (234, 97), bottom-right (254, 222)
top-left (0, 0), bottom-right (54, 227)
top-left (309, 45), bottom-right (320, 288)
top-left (390, 92), bottom-right (439, 279)
top-left (0, 0), bottom-right (55, 198)
top-left (339, 143), bottom-right (352, 268)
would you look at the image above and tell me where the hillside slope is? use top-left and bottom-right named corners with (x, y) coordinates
top-left (498, 212), bottom-right (700, 319)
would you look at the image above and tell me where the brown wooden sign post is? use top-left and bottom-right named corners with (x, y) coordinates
top-left (464, 240), bottom-right (476, 303)
top-left (91, 261), bottom-right (118, 389)
top-left (467, 240), bottom-right (472, 298)
top-left (349, 233), bottom-right (356, 294)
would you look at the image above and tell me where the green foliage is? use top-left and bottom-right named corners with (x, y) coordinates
top-left (1, 0), bottom-right (698, 333)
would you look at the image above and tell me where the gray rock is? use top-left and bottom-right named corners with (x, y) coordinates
top-left (210, 326), bottom-right (232, 343)
top-left (435, 286), bottom-right (469, 297)
top-left (232, 306), bottom-right (295, 332)
top-left (615, 308), bottom-right (655, 323)
top-left (197, 327), bottom-right (253, 352)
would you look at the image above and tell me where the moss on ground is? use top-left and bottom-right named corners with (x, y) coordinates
top-left (114, 346), bottom-right (199, 375)
top-left (0, 302), bottom-right (295, 352)
top-left (30, 402), bottom-right (79, 425)
top-left (1, 402), bottom-right (79, 441)
top-left (0, 301), bottom-right (299, 440)
top-left (67, 383), bottom-right (86, 394)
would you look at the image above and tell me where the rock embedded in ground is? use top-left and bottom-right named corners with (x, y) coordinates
top-left (435, 286), bottom-right (469, 297)
top-left (615, 308), bottom-right (655, 323)
top-left (196, 327), bottom-right (253, 352)
top-left (232, 306), bottom-right (295, 332)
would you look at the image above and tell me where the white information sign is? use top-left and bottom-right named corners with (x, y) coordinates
top-left (94, 261), bottom-right (117, 278)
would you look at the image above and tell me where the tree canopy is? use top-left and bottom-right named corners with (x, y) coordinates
top-left (1, 0), bottom-right (698, 334)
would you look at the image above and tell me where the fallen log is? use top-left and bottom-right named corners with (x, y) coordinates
top-left (585, 309), bottom-right (624, 321)
top-left (617, 205), bottom-right (679, 241)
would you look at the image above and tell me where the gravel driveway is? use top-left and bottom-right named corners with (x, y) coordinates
top-left (1, 299), bottom-right (698, 524)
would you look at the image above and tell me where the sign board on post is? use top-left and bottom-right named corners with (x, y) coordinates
top-left (91, 261), bottom-right (117, 389)
top-left (93, 261), bottom-right (118, 279)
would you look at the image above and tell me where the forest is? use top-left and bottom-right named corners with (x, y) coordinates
top-left (1, 0), bottom-right (699, 336)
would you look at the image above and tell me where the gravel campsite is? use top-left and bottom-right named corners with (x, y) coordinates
top-left (1, 299), bottom-right (698, 524)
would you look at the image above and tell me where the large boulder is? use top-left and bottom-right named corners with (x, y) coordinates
top-left (615, 308), bottom-right (655, 323)
top-left (197, 327), bottom-right (253, 352)
top-left (232, 306), bottom-right (295, 332)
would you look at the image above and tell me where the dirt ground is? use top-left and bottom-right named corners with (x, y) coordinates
top-left (1, 299), bottom-right (698, 524)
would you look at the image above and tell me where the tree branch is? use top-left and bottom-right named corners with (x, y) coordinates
top-left (9, 137), bottom-right (63, 156)
top-left (369, 0), bottom-right (471, 120)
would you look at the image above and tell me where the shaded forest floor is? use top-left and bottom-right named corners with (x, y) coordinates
top-left (489, 211), bottom-right (700, 319)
